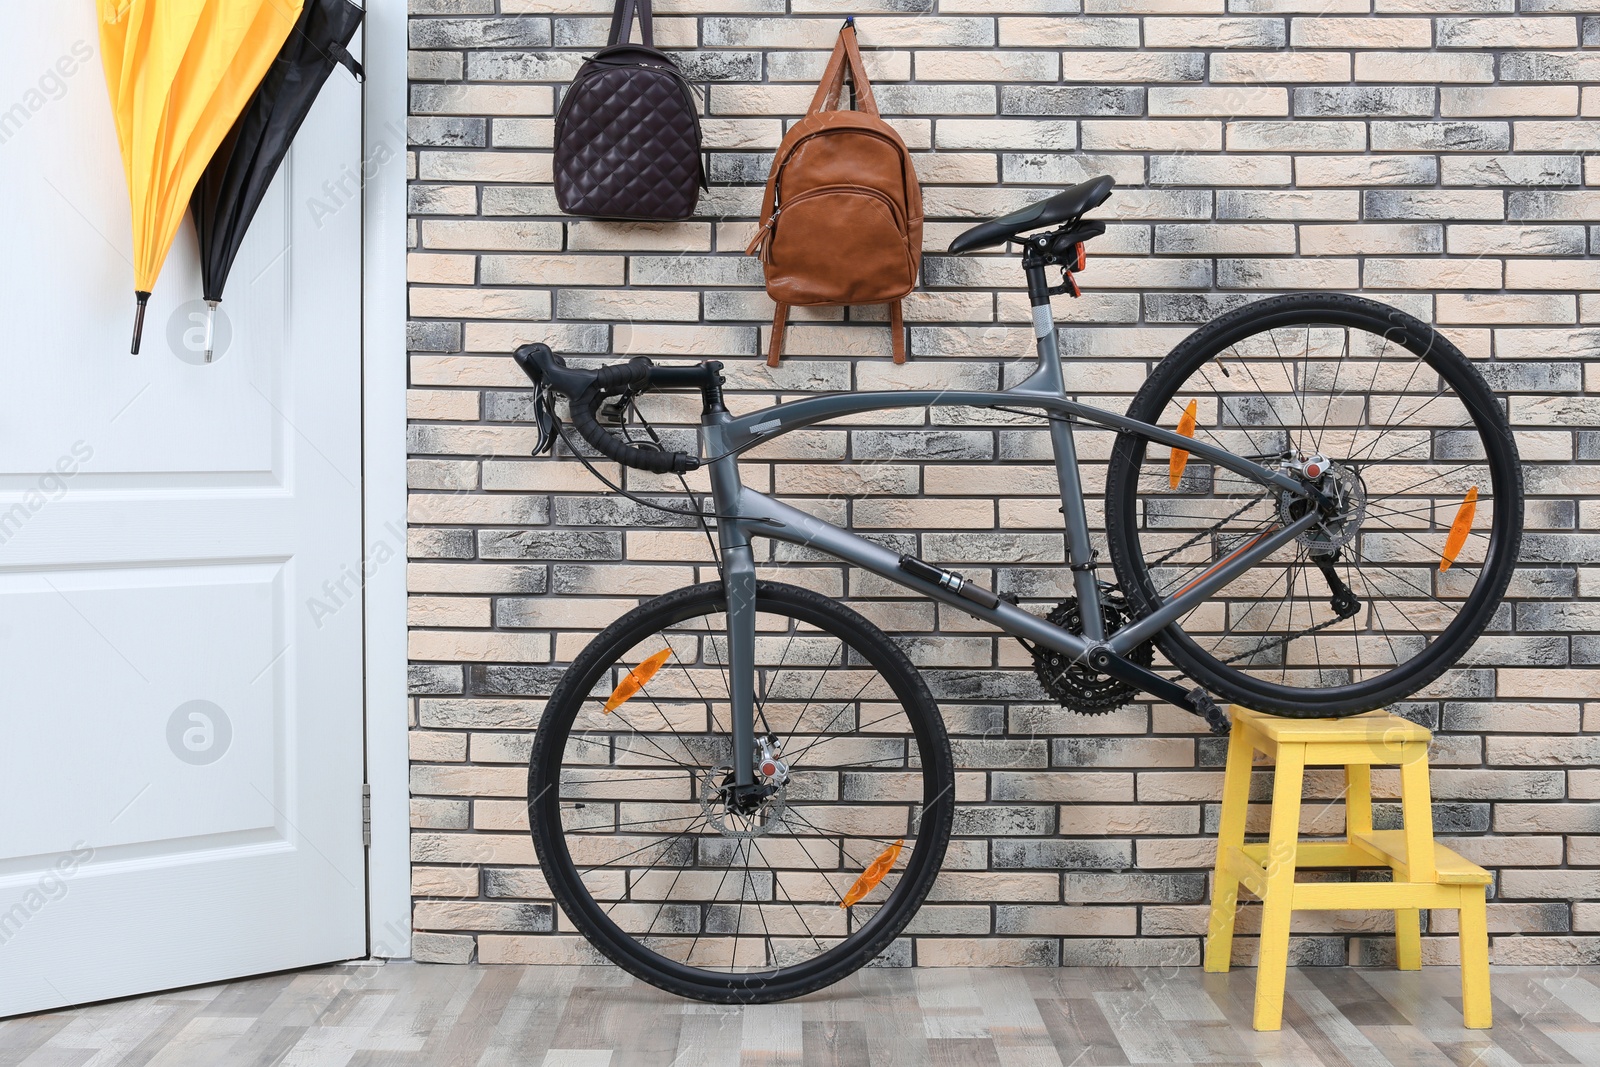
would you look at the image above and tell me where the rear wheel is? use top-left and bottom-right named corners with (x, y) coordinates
top-left (529, 581), bottom-right (954, 1003)
top-left (1105, 293), bottom-right (1523, 717)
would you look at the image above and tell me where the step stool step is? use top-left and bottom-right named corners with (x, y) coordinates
top-left (1351, 830), bottom-right (1492, 885)
top-left (1234, 707), bottom-right (1432, 745)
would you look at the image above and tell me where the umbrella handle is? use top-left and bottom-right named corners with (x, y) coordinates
top-left (131, 291), bottom-right (150, 355)
top-left (204, 301), bottom-right (218, 362)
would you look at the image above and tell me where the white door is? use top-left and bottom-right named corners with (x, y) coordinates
top-left (0, 8), bottom-right (367, 1016)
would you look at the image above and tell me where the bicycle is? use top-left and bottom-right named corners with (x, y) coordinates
top-left (512, 176), bottom-right (1525, 1003)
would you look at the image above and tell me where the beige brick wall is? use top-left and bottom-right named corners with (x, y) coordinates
top-left (406, 0), bottom-right (1600, 967)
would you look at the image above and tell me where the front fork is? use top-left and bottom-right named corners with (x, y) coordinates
top-left (721, 540), bottom-right (759, 789)
top-left (704, 404), bottom-right (761, 789)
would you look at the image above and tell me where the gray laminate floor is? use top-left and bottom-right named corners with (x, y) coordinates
top-left (3, 963), bottom-right (1598, 1066)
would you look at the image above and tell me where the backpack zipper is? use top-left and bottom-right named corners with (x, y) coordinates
top-left (746, 126), bottom-right (913, 259)
top-left (555, 57), bottom-right (706, 148)
top-left (770, 126), bottom-right (910, 208)
top-left (751, 184), bottom-right (905, 263)
top-left (744, 209), bottom-right (778, 256)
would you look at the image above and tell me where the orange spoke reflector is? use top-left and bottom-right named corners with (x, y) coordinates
top-left (840, 839), bottom-right (903, 909)
top-left (604, 648), bottom-right (672, 713)
top-left (1169, 399), bottom-right (1198, 489)
top-left (1440, 486), bottom-right (1478, 572)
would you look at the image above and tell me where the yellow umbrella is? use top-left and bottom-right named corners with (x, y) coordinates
top-left (98, 0), bottom-right (305, 352)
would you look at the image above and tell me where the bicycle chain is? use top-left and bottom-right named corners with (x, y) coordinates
top-left (1142, 491), bottom-right (1363, 667)
top-left (1146, 494), bottom-right (1269, 569)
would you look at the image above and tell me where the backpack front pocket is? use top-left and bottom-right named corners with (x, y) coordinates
top-left (764, 185), bottom-right (916, 306)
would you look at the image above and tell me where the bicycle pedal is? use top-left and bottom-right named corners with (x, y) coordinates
top-left (1185, 688), bottom-right (1230, 736)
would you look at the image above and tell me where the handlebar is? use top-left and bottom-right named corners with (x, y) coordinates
top-left (512, 343), bottom-right (719, 475)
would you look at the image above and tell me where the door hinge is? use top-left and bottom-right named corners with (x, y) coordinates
top-left (361, 783), bottom-right (372, 847)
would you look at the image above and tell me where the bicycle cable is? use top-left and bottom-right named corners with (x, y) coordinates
top-left (552, 416), bottom-right (775, 531)
top-left (617, 397), bottom-right (724, 567)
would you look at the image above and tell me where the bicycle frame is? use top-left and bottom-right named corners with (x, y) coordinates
top-left (700, 281), bottom-right (1320, 788)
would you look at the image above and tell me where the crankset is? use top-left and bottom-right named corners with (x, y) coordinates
top-left (1031, 589), bottom-right (1153, 715)
top-left (1029, 588), bottom-right (1230, 734)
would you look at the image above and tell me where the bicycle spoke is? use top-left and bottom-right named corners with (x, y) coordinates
top-left (778, 651), bottom-right (868, 764)
top-left (605, 705), bottom-right (698, 772)
top-left (1265, 328), bottom-right (1314, 438)
top-left (1347, 557), bottom-right (1366, 679)
top-left (537, 588), bottom-right (948, 991)
top-left (1209, 354), bottom-right (1278, 460)
top-left (783, 708), bottom-right (914, 766)
top-left (747, 841), bottom-right (777, 970)
top-left (754, 623), bottom-right (800, 735)
top-left (577, 814), bottom-right (711, 879)
top-left (1313, 328), bottom-right (1350, 455)
top-left (1114, 295), bottom-right (1517, 713)
top-left (565, 733), bottom-right (690, 772)
top-left (751, 836), bottom-right (829, 961)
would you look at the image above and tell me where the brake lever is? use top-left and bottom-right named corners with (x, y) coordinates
top-left (531, 386), bottom-right (557, 457)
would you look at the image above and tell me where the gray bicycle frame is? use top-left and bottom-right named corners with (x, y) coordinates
top-left (700, 303), bottom-right (1319, 788)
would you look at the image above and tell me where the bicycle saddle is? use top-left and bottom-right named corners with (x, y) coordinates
top-left (947, 176), bottom-right (1115, 254)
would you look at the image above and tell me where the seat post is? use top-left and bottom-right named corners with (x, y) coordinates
top-left (1019, 235), bottom-right (1064, 391)
top-left (1023, 237), bottom-right (1053, 308)
top-left (1016, 236), bottom-right (1100, 634)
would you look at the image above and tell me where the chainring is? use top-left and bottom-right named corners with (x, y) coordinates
top-left (1032, 591), bottom-right (1155, 714)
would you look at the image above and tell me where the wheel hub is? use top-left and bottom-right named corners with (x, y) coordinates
top-left (699, 764), bottom-right (787, 838)
top-left (1281, 458), bottom-right (1366, 556)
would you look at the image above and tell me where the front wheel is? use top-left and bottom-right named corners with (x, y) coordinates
top-left (529, 581), bottom-right (954, 1003)
top-left (1105, 293), bottom-right (1523, 718)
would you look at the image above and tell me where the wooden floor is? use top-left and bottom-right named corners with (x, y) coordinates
top-left (4, 963), bottom-right (1600, 1066)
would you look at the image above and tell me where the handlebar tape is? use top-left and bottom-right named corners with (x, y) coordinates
top-left (568, 357), bottom-right (700, 475)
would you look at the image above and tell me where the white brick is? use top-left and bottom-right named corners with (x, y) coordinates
top-left (402, 0), bottom-right (1600, 962)
top-left (1211, 51), bottom-right (1350, 83)
top-left (1147, 86), bottom-right (1288, 117)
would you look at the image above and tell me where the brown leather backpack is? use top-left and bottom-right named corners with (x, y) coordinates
top-left (745, 22), bottom-right (922, 366)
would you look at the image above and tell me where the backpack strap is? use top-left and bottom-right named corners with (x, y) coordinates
top-left (606, 0), bottom-right (654, 48)
top-left (768, 302), bottom-right (788, 367)
top-left (890, 299), bottom-right (905, 364)
top-left (807, 21), bottom-right (878, 118)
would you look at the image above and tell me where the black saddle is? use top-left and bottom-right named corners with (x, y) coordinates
top-left (948, 176), bottom-right (1114, 255)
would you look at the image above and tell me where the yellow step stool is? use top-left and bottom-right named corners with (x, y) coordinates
top-left (1204, 706), bottom-right (1492, 1031)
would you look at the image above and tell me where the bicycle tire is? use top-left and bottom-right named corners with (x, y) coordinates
top-left (1104, 293), bottom-right (1524, 717)
top-left (529, 580), bottom-right (955, 1003)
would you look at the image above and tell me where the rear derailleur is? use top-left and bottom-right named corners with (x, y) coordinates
top-left (1315, 553), bottom-right (1362, 621)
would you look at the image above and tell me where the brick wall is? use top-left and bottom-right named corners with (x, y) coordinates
top-left (405, 0), bottom-right (1600, 968)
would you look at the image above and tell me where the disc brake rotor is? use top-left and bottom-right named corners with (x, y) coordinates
top-left (1281, 462), bottom-right (1367, 556)
top-left (699, 764), bottom-right (787, 839)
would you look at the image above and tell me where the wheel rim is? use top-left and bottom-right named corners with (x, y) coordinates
top-left (532, 587), bottom-right (948, 991)
top-left (1114, 300), bottom-right (1521, 708)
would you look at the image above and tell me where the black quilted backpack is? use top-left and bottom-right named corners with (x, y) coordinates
top-left (553, 0), bottom-right (707, 220)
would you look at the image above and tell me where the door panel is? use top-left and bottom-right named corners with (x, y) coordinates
top-left (0, 563), bottom-right (283, 861)
top-left (0, 7), bottom-right (366, 1016)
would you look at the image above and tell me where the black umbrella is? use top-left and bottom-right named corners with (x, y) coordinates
top-left (190, 0), bottom-right (364, 361)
